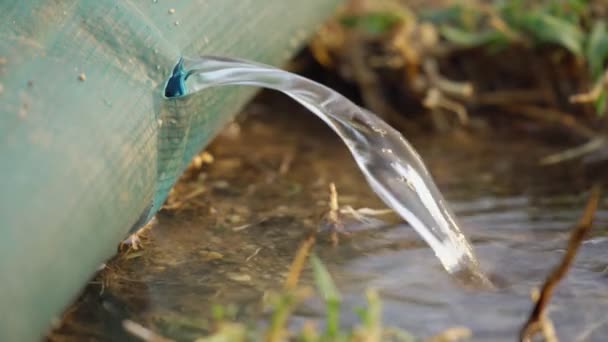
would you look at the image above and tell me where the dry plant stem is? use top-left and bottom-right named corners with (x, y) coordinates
top-left (120, 217), bottom-right (156, 251)
top-left (349, 38), bottom-right (405, 120)
top-left (340, 205), bottom-right (394, 223)
top-left (309, 20), bottom-right (344, 68)
top-left (267, 232), bottom-right (315, 342)
top-left (474, 89), bottom-right (548, 106)
top-left (570, 69), bottom-right (608, 104)
top-left (540, 136), bottom-right (606, 165)
top-left (310, 36), bottom-right (334, 67)
top-left (503, 104), bottom-right (597, 139)
top-left (327, 182), bottom-right (343, 246)
top-left (163, 186), bottom-right (206, 210)
top-left (284, 231), bottom-right (316, 290)
top-left (123, 319), bottom-right (174, 342)
top-left (528, 289), bottom-right (558, 342)
top-left (278, 151), bottom-right (294, 175)
top-left (424, 88), bottom-right (469, 126)
top-left (520, 185), bottom-right (601, 342)
top-left (423, 59), bottom-right (473, 99)
top-left (474, 0), bottom-right (525, 43)
top-left (499, 104), bottom-right (606, 165)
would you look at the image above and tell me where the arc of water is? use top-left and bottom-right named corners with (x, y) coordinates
top-left (167, 56), bottom-right (485, 280)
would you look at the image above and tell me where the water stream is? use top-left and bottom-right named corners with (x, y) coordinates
top-left (165, 56), bottom-right (488, 284)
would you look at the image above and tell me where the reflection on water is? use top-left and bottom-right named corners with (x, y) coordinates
top-left (49, 94), bottom-right (608, 342)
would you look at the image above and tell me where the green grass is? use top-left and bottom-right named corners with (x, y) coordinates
top-left (339, 0), bottom-right (608, 116)
top-left (196, 255), bottom-right (416, 342)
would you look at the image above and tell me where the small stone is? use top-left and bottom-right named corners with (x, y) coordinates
top-left (168, 8), bottom-right (175, 14)
top-left (174, 21), bottom-right (179, 26)
top-left (228, 214), bottom-right (241, 223)
top-left (227, 273), bottom-right (251, 282)
top-left (200, 251), bottom-right (224, 261)
top-left (212, 180), bottom-right (230, 189)
top-left (200, 151), bottom-right (214, 164)
top-left (78, 73), bottom-right (86, 81)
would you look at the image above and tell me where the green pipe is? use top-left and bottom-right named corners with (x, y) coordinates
top-left (0, 1), bottom-right (340, 340)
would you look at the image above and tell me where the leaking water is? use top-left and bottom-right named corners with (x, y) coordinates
top-left (166, 56), bottom-right (487, 283)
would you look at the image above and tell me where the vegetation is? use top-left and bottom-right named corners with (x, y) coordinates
top-left (195, 255), bottom-right (419, 342)
top-left (308, 0), bottom-right (608, 163)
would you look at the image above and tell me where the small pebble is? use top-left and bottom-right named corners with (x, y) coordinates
top-left (78, 73), bottom-right (86, 81)
top-left (168, 8), bottom-right (175, 14)
top-left (228, 214), bottom-right (241, 223)
top-left (213, 180), bottom-right (230, 189)
top-left (227, 273), bottom-right (251, 282)
top-left (200, 151), bottom-right (214, 164)
top-left (174, 21), bottom-right (179, 26)
top-left (200, 251), bottom-right (224, 261)
top-left (0, 83), bottom-right (4, 94)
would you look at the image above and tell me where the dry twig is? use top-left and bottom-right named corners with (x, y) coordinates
top-left (424, 88), bottom-right (469, 126)
top-left (326, 182), bottom-right (343, 246)
top-left (570, 69), bottom-right (608, 104)
top-left (120, 217), bottom-right (156, 251)
top-left (540, 136), bottom-right (606, 165)
top-left (520, 185), bottom-right (601, 342)
top-left (123, 319), bottom-right (173, 342)
top-left (503, 105), bottom-right (597, 139)
top-left (162, 185), bottom-right (206, 210)
top-left (284, 231), bottom-right (316, 290)
top-left (423, 59), bottom-right (473, 99)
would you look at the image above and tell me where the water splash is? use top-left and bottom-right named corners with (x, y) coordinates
top-left (166, 56), bottom-right (489, 283)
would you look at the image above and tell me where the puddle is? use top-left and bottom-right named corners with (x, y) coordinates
top-left (49, 93), bottom-right (608, 342)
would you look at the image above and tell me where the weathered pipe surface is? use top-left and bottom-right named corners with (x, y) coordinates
top-left (0, 0), bottom-right (340, 340)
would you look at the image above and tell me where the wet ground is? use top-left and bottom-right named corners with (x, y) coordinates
top-left (49, 93), bottom-right (608, 341)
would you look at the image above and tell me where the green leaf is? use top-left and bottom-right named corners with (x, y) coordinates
top-left (440, 25), bottom-right (507, 48)
top-left (310, 255), bottom-right (341, 303)
top-left (211, 304), bottom-right (225, 320)
top-left (595, 90), bottom-right (607, 117)
top-left (339, 15), bottom-right (358, 28)
top-left (418, 5), bottom-right (464, 24)
top-left (339, 12), bottom-right (401, 34)
top-left (586, 21), bottom-right (608, 78)
top-left (544, 0), bottom-right (587, 22)
top-left (310, 255), bottom-right (342, 339)
top-left (362, 289), bottom-right (381, 330)
top-left (520, 12), bottom-right (584, 55)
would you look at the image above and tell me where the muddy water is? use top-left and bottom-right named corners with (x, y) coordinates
top-left (49, 94), bottom-right (608, 342)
